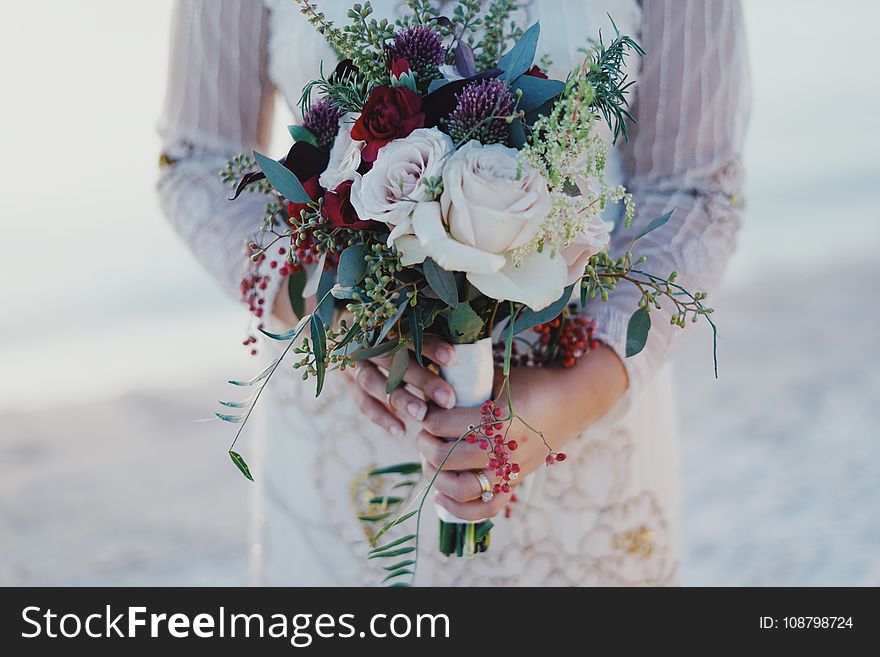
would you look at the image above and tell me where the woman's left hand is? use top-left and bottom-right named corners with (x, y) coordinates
top-left (416, 344), bottom-right (628, 520)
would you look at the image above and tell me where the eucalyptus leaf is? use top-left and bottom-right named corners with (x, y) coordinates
top-left (633, 210), bottom-right (674, 242)
top-left (253, 150), bottom-right (311, 203)
top-left (368, 462), bottom-right (422, 476)
top-left (386, 347), bottom-right (410, 394)
top-left (373, 510), bottom-right (417, 543)
top-left (337, 244), bottom-right (368, 287)
top-left (310, 313), bottom-right (327, 396)
top-left (375, 299), bottom-right (408, 345)
top-left (369, 535), bottom-right (417, 554)
top-left (454, 41), bottom-right (477, 78)
top-left (512, 75), bottom-right (565, 112)
top-left (351, 341), bottom-right (398, 362)
top-left (330, 284), bottom-right (357, 300)
top-left (315, 265), bottom-right (336, 328)
top-left (383, 569), bottom-right (414, 583)
top-left (508, 117), bottom-right (526, 149)
top-left (287, 269), bottom-right (307, 320)
top-left (228, 356), bottom-right (282, 386)
top-left (258, 315), bottom-right (310, 342)
top-left (445, 301), bottom-right (484, 344)
top-left (287, 124), bottom-right (319, 148)
top-left (498, 22), bottom-right (540, 84)
top-left (625, 307), bottom-right (651, 357)
top-left (511, 284), bottom-right (574, 334)
top-left (229, 451), bottom-right (254, 482)
top-left (422, 258), bottom-right (458, 307)
top-left (367, 546), bottom-right (416, 559)
top-left (408, 305), bottom-right (424, 367)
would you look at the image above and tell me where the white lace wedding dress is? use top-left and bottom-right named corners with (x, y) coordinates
top-left (158, 0), bottom-right (749, 586)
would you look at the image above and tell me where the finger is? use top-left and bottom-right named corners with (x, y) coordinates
top-left (371, 353), bottom-right (456, 409)
top-left (434, 469), bottom-right (494, 503)
top-left (435, 490), bottom-right (511, 521)
top-left (418, 335), bottom-right (455, 367)
top-left (355, 386), bottom-right (404, 437)
top-left (417, 431), bottom-right (488, 470)
top-left (355, 362), bottom-right (428, 421)
top-left (421, 405), bottom-right (486, 438)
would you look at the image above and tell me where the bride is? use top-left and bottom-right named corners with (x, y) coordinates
top-left (158, 0), bottom-right (749, 586)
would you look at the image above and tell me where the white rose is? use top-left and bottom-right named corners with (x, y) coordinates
top-left (438, 64), bottom-right (464, 82)
top-left (560, 216), bottom-right (612, 286)
top-left (351, 128), bottom-right (454, 265)
top-left (412, 141), bottom-right (563, 310)
top-left (318, 113), bottom-right (364, 190)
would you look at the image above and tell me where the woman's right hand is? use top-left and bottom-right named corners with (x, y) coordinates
top-left (342, 336), bottom-right (458, 437)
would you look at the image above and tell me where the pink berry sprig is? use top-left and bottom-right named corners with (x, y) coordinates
top-left (464, 400), bottom-right (519, 495)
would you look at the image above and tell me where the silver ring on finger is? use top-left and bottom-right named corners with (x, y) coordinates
top-left (472, 470), bottom-right (494, 502)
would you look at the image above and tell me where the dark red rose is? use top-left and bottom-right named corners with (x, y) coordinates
top-left (323, 180), bottom-right (375, 230)
top-left (391, 57), bottom-right (411, 79)
top-left (286, 174), bottom-right (323, 224)
top-left (524, 65), bottom-right (549, 79)
top-left (351, 85), bottom-right (425, 162)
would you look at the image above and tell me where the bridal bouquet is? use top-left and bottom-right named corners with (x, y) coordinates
top-left (219, 0), bottom-right (716, 583)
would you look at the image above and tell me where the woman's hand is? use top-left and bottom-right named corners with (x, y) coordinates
top-left (417, 344), bottom-right (628, 520)
top-left (341, 335), bottom-right (459, 437)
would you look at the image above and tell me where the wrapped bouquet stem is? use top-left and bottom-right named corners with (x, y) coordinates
top-left (435, 337), bottom-right (495, 557)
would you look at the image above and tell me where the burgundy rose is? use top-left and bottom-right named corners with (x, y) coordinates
top-left (351, 85), bottom-right (425, 162)
top-left (323, 180), bottom-right (375, 230)
top-left (286, 174), bottom-right (323, 224)
top-left (524, 64), bottom-right (549, 79)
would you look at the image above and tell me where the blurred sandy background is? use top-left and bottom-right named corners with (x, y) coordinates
top-left (1, 0), bottom-right (878, 585)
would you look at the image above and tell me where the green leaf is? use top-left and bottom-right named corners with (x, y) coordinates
top-left (229, 451), bottom-right (254, 481)
top-left (633, 210), bottom-right (673, 242)
top-left (337, 244), bottom-right (368, 287)
top-left (315, 265), bottom-right (336, 329)
top-left (474, 519), bottom-right (494, 542)
top-left (382, 559), bottom-right (415, 571)
top-left (368, 495), bottom-right (404, 506)
top-left (369, 535), bottom-right (417, 554)
top-left (367, 546), bottom-right (416, 560)
top-left (422, 258), bottom-right (458, 307)
top-left (287, 269), bottom-right (307, 319)
top-left (227, 357), bottom-right (281, 386)
top-left (258, 314), bottom-right (310, 342)
top-left (287, 124), bottom-right (319, 148)
top-left (215, 412), bottom-right (245, 423)
top-left (373, 510), bottom-right (417, 543)
top-left (383, 569), bottom-right (414, 583)
top-left (512, 75), bottom-right (565, 112)
top-left (408, 305), bottom-right (424, 367)
top-left (310, 313), bottom-right (327, 395)
top-left (498, 22), bottom-right (540, 84)
top-left (511, 284), bottom-right (574, 334)
top-left (389, 582), bottom-right (411, 587)
top-left (375, 299), bottom-right (408, 346)
top-left (253, 150), bottom-right (311, 203)
top-left (625, 307), bottom-right (651, 357)
top-left (508, 117), bottom-right (526, 149)
top-left (445, 301), bottom-right (484, 344)
top-left (368, 462), bottom-right (422, 476)
top-left (358, 512), bottom-right (393, 523)
top-left (351, 341), bottom-right (398, 361)
top-left (386, 346), bottom-right (410, 394)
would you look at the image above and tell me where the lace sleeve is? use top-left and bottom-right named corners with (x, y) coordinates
top-left (157, 0), bottom-right (279, 302)
top-left (586, 0), bottom-right (751, 393)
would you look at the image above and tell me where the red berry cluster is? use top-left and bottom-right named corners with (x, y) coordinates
top-left (465, 400), bottom-right (519, 496)
top-left (534, 310), bottom-right (599, 368)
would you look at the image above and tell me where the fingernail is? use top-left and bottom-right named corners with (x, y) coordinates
top-left (432, 388), bottom-right (455, 409)
top-left (435, 345), bottom-right (454, 365)
top-left (407, 401), bottom-right (427, 421)
top-left (389, 424), bottom-right (404, 438)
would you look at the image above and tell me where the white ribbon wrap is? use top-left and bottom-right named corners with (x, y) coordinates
top-left (434, 337), bottom-right (495, 524)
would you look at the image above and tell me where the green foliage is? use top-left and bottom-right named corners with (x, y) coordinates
top-left (299, 64), bottom-right (371, 116)
top-left (288, 125), bottom-right (319, 147)
top-left (287, 269), bottom-right (307, 319)
top-left (625, 307), bottom-right (651, 357)
top-left (444, 301), bottom-right (484, 344)
top-left (472, 0), bottom-right (523, 70)
top-left (229, 451), bottom-right (254, 482)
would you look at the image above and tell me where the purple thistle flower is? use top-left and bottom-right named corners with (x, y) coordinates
top-left (388, 25), bottom-right (445, 83)
top-left (446, 79), bottom-right (515, 145)
top-left (303, 99), bottom-right (343, 150)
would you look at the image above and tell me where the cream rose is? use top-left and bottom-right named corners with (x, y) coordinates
top-left (351, 127), bottom-right (454, 265)
top-left (318, 113), bottom-right (364, 190)
top-left (560, 215), bottom-right (612, 286)
top-left (411, 140), bottom-right (565, 310)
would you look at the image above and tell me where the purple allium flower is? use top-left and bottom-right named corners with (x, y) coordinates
top-left (446, 79), bottom-right (515, 145)
top-left (303, 99), bottom-right (343, 150)
top-left (388, 25), bottom-right (445, 83)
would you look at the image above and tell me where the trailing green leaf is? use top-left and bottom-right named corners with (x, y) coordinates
top-left (422, 258), bottom-right (459, 307)
top-left (386, 346), bottom-right (410, 394)
top-left (408, 305), bottom-right (424, 367)
top-left (367, 546), bottom-right (416, 560)
top-left (625, 307), bottom-right (651, 357)
top-left (287, 269), bottom-right (307, 320)
top-left (229, 451), bottom-right (254, 482)
top-left (511, 284), bottom-right (574, 334)
top-left (253, 150), bottom-right (311, 203)
top-left (310, 314), bottom-right (327, 396)
top-left (351, 341), bottom-right (398, 362)
top-left (369, 535), bottom-right (417, 555)
top-left (368, 462), bottom-right (422, 476)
